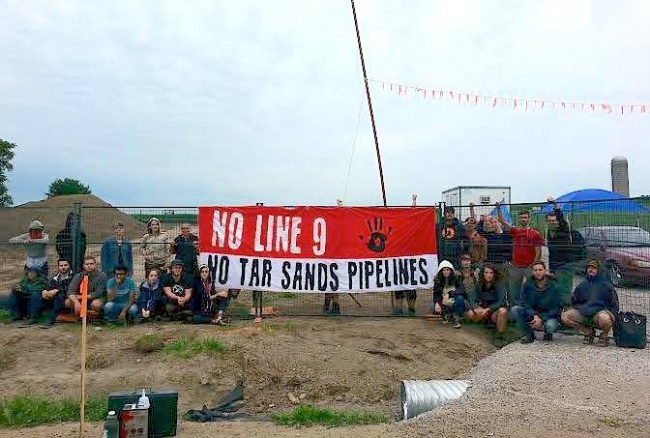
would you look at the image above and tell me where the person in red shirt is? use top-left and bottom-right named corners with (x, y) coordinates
top-left (497, 205), bottom-right (545, 306)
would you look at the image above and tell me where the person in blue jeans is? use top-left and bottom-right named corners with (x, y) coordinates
top-left (104, 265), bottom-right (138, 323)
top-left (10, 267), bottom-right (49, 327)
top-left (37, 259), bottom-right (74, 329)
top-left (515, 261), bottom-right (561, 343)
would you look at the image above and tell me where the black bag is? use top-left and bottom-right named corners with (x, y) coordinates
top-left (614, 311), bottom-right (646, 349)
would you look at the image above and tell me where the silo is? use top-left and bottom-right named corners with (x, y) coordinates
top-left (611, 156), bottom-right (630, 197)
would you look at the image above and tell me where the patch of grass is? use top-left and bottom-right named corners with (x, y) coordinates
top-left (162, 337), bottom-right (225, 359)
top-left (0, 394), bottom-right (106, 427)
top-left (599, 417), bottom-right (623, 428)
top-left (263, 322), bottom-right (296, 333)
top-left (0, 310), bottom-right (10, 323)
top-left (276, 292), bottom-right (298, 299)
top-left (271, 405), bottom-right (389, 428)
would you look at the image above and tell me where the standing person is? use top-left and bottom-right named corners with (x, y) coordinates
top-left (100, 221), bottom-right (133, 278)
top-left (9, 220), bottom-right (49, 276)
top-left (104, 266), bottom-right (139, 324)
top-left (457, 254), bottom-right (477, 296)
top-left (324, 199), bottom-right (345, 317)
top-left (465, 204), bottom-right (487, 267)
top-left (252, 290), bottom-right (264, 323)
top-left (9, 267), bottom-right (49, 326)
top-left (467, 264), bottom-right (509, 339)
top-left (497, 205), bottom-right (544, 305)
top-left (55, 212), bottom-right (87, 273)
top-left (37, 259), bottom-right (74, 328)
top-left (545, 196), bottom-right (581, 307)
top-left (393, 194), bottom-right (418, 316)
top-left (171, 223), bottom-right (199, 281)
top-left (66, 256), bottom-right (107, 317)
top-left (141, 217), bottom-right (171, 277)
top-left (437, 206), bottom-right (464, 269)
top-left (162, 259), bottom-right (194, 320)
top-left (138, 269), bottom-right (166, 322)
top-left (561, 260), bottom-right (619, 347)
top-left (476, 214), bottom-right (512, 280)
top-left (516, 261), bottom-right (561, 343)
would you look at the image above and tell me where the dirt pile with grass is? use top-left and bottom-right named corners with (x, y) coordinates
top-left (0, 316), bottom-right (492, 434)
top-left (0, 194), bottom-right (145, 243)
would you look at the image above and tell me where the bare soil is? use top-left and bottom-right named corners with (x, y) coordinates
top-left (0, 316), bottom-right (493, 437)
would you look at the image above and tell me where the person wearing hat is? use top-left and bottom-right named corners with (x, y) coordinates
top-left (9, 220), bottom-right (50, 277)
top-left (9, 266), bottom-right (49, 326)
top-left (162, 259), bottom-right (194, 320)
top-left (100, 221), bottom-right (133, 278)
top-left (561, 259), bottom-right (619, 346)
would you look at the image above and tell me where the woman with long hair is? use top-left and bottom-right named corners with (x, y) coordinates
top-left (467, 264), bottom-right (509, 337)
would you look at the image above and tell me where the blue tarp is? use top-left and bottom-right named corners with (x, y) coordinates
top-left (539, 189), bottom-right (649, 214)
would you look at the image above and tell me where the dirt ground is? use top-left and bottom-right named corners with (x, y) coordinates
top-left (0, 316), bottom-right (493, 437)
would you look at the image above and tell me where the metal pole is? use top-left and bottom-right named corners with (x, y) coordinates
top-left (350, 0), bottom-right (387, 207)
top-left (73, 202), bottom-right (82, 273)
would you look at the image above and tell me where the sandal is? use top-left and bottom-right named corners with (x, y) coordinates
top-left (582, 330), bottom-right (595, 345)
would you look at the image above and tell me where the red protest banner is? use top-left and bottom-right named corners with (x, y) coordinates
top-left (198, 206), bottom-right (438, 293)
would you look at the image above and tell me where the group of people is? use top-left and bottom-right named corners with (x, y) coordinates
top-left (6, 204), bottom-right (621, 346)
top-left (8, 217), bottom-right (238, 328)
top-left (409, 196), bottom-right (618, 345)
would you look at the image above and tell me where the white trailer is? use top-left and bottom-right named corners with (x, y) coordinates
top-left (442, 186), bottom-right (511, 221)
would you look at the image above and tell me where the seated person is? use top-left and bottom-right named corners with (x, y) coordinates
top-left (193, 263), bottom-right (219, 324)
top-left (515, 261), bottom-right (561, 343)
top-left (138, 269), bottom-right (166, 322)
top-left (432, 260), bottom-right (466, 328)
top-left (104, 265), bottom-right (138, 323)
top-left (162, 259), bottom-right (194, 319)
top-left (561, 259), bottom-right (619, 346)
top-left (9, 266), bottom-right (49, 326)
top-left (66, 256), bottom-right (107, 317)
top-left (38, 259), bottom-right (74, 328)
top-left (456, 254), bottom-right (477, 293)
top-left (467, 264), bottom-right (509, 336)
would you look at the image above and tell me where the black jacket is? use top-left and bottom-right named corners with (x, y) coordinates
top-left (571, 271), bottom-right (619, 317)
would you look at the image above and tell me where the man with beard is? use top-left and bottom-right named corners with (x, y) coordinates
top-left (38, 259), bottom-right (74, 328)
top-left (561, 260), bottom-right (619, 347)
top-left (438, 206), bottom-right (464, 269)
top-left (516, 261), bottom-right (561, 343)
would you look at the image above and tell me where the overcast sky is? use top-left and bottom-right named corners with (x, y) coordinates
top-left (1, 0), bottom-right (648, 207)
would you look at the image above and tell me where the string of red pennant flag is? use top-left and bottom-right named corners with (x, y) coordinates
top-left (369, 79), bottom-right (648, 116)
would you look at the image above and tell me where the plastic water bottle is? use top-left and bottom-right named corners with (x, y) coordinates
top-left (102, 410), bottom-right (118, 438)
top-left (137, 388), bottom-right (150, 410)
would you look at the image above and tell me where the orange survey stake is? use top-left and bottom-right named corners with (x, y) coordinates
top-left (80, 276), bottom-right (88, 318)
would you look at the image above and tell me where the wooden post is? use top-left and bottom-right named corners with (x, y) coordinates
top-left (79, 276), bottom-right (89, 438)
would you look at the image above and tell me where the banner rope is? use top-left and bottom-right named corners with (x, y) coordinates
top-left (369, 79), bottom-right (648, 115)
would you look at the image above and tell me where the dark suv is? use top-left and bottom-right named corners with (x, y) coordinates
top-left (576, 226), bottom-right (650, 287)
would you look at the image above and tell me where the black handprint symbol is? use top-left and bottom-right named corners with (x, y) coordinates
top-left (359, 217), bottom-right (392, 253)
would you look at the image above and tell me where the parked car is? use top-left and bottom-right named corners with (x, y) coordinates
top-left (576, 226), bottom-right (650, 287)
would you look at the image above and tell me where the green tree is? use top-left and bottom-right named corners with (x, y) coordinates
top-left (46, 178), bottom-right (92, 197)
top-left (0, 139), bottom-right (17, 207)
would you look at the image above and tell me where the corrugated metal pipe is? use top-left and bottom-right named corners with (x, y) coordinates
top-left (401, 380), bottom-right (470, 420)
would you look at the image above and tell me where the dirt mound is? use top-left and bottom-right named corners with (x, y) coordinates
top-left (0, 194), bottom-right (145, 243)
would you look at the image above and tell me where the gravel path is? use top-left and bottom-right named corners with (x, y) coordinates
top-left (396, 333), bottom-right (650, 437)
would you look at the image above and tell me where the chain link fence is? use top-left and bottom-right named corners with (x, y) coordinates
top-left (1, 198), bottom-right (648, 322)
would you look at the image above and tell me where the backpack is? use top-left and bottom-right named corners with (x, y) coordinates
top-left (614, 311), bottom-right (647, 349)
